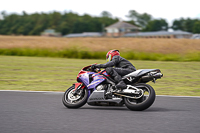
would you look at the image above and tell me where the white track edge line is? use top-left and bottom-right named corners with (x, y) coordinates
top-left (0, 90), bottom-right (63, 94)
top-left (0, 90), bottom-right (200, 98)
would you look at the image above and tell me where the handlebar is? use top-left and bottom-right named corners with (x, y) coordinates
top-left (95, 68), bottom-right (101, 72)
top-left (91, 67), bottom-right (101, 73)
top-left (83, 64), bottom-right (101, 73)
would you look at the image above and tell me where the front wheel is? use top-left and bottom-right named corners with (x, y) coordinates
top-left (62, 85), bottom-right (88, 108)
top-left (124, 83), bottom-right (155, 111)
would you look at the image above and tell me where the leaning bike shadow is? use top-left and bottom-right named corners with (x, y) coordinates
top-left (146, 107), bottom-right (189, 112)
top-left (78, 105), bottom-right (189, 112)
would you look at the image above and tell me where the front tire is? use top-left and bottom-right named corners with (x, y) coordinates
top-left (62, 85), bottom-right (88, 108)
top-left (124, 83), bottom-right (155, 111)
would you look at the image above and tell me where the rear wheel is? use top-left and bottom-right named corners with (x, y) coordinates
top-left (62, 85), bottom-right (88, 108)
top-left (124, 83), bottom-right (155, 111)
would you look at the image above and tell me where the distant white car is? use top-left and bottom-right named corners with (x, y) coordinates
top-left (191, 34), bottom-right (200, 39)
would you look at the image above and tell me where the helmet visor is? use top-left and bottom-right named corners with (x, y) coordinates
top-left (106, 54), bottom-right (112, 62)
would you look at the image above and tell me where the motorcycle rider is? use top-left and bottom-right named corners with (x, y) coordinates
top-left (92, 50), bottom-right (136, 91)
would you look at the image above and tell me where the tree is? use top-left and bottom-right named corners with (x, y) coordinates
top-left (126, 10), bottom-right (152, 28)
top-left (0, 11), bottom-right (118, 35)
top-left (184, 18), bottom-right (196, 32)
top-left (1, 10), bottom-right (7, 19)
top-left (100, 11), bottom-right (112, 18)
top-left (193, 21), bottom-right (200, 33)
top-left (171, 18), bottom-right (200, 33)
top-left (171, 18), bottom-right (184, 30)
top-left (144, 19), bottom-right (168, 31)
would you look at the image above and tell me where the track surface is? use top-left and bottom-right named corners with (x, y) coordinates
top-left (0, 91), bottom-right (200, 133)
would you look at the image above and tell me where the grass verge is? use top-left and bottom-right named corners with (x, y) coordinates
top-left (0, 56), bottom-right (200, 96)
top-left (0, 48), bottom-right (200, 61)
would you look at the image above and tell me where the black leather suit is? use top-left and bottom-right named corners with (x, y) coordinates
top-left (96, 56), bottom-right (136, 84)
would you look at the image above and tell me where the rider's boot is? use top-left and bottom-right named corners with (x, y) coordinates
top-left (105, 81), bottom-right (127, 99)
top-left (114, 80), bottom-right (127, 92)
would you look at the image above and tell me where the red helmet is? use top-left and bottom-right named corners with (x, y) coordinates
top-left (106, 50), bottom-right (120, 62)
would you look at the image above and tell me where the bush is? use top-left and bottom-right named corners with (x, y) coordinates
top-left (0, 48), bottom-right (199, 61)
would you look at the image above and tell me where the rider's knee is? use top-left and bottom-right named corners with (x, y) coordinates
top-left (105, 67), bottom-right (113, 75)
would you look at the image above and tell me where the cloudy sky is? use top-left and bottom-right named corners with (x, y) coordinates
top-left (1, 0), bottom-right (200, 25)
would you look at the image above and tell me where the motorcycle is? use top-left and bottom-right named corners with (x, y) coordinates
top-left (62, 64), bottom-right (163, 111)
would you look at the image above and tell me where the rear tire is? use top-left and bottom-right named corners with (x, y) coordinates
top-left (124, 83), bottom-right (155, 111)
top-left (62, 85), bottom-right (88, 108)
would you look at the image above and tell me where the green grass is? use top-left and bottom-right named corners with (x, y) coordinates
top-left (0, 56), bottom-right (200, 96)
top-left (0, 48), bottom-right (200, 61)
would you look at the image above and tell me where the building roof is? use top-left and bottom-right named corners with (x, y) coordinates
top-left (64, 32), bottom-right (102, 37)
top-left (41, 29), bottom-right (61, 36)
top-left (105, 21), bottom-right (140, 29)
top-left (124, 30), bottom-right (192, 37)
top-left (44, 29), bottom-right (55, 33)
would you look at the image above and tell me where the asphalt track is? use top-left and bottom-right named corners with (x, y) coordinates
top-left (0, 91), bottom-right (200, 133)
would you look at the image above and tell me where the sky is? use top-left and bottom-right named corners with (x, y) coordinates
top-left (1, 0), bottom-right (200, 25)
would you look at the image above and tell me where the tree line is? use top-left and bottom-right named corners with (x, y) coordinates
top-left (0, 10), bottom-right (200, 35)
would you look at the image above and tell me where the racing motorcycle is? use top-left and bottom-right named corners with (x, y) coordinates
top-left (62, 64), bottom-right (163, 111)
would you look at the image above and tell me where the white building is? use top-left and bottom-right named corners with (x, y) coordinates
top-left (105, 21), bottom-right (140, 37)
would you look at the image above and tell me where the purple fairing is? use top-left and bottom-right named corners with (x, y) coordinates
top-left (87, 73), bottom-right (105, 89)
top-left (77, 71), bottom-right (108, 90)
top-left (78, 72), bottom-right (94, 86)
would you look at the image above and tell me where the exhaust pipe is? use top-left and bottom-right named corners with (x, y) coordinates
top-left (154, 73), bottom-right (163, 78)
top-left (141, 72), bottom-right (163, 82)
top-left (141, 75), bottom-right (153, 82)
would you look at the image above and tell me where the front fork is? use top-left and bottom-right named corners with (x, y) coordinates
top-left (73, 83), bottom-right (85, 95)
top-left (73, 83), bottom-right (93, 100)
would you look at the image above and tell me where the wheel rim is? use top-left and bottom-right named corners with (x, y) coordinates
top-left (68, 89), bottom-right (81, 101)
top-left (126, 85), bottom-right (150, 105)
top-left (64, 88), bottom-right (85, 104)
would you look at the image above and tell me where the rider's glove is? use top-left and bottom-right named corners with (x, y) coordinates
top-left (91, 64), bottom-right (101, 70)
top-left (95, 64), bottom-right (102, 68)
top-left (91, 64), bottom-right (97, 70)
